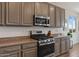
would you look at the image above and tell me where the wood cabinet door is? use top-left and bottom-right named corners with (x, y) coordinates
top-left (55, 7), bottom-right (61, 27)
top-left (66, 37), bottom-right (70, 51)
top-left (0, 3), bottom-right (2, 25)
top-left (60, 8), bottom-right (65, 28)
top-left (6, 2), bottom-right (21, 25)
top-left (35, 2), bottom-right (48, 16)
top-left (49, 4), bottom-right (55, 27)
top-left (60, 38), bottom-right (66, 54)
top-left (21, 2), bottom-right (34, 26)
top-left (0, 3), bottom-right (5, 25)
top-left (35, 2), bottom-right (41, 16)
top-left (54, 38), bottom-right (61, 56)
top-left (41, 3), bottom-right (48, 16)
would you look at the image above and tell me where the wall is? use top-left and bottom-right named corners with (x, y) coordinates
top-left (0, 26), bottom-right (63, 38)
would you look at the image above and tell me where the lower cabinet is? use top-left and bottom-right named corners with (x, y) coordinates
top-left (22, 43), bottom-right (37, 57)
top-left (0, 42), bottom-right (37, 57)
top-left (66, 37), bottom-right (70, 51)
top-left (60, 37), bottom-right (67, 54)
top-left (0, 51), bottom-right (20, 57)
top-left (0, 37), bottom-right (70, 57)
top-left (54, 38), bottom-right (61, 56)
top-left (22, 47), bottom-right (37, 57)
top-left (54, 37), bottom-right (70, 56)
top-left (0, 45), bottom-right (21, 57)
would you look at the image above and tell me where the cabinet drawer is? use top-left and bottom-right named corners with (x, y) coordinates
top-left (22, 47), bottom-right (37, 57)
top-left (23, 51), bottom-right (37, 57)
top-left (22, 47), bottom-right (37, 52)
top-left (22, 43), bottom-right (37, 49)
top-left (0, 45), bottom-right (20, 53)
top-left (0, 51), bottom-right (20, 57)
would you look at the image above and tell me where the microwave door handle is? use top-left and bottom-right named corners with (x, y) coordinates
top-left (47, 20), bottom-right (49, 24)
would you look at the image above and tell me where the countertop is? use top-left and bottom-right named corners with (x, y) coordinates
top-left (53, 35), bottom-right (69, 38)
top-left (0, 36), bottom-right (37, 47)
top-left (0, 35), bottom-right (69, 47)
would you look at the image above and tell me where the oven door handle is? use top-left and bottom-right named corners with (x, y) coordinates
top-left (39, 42), bottom-right (55, 46)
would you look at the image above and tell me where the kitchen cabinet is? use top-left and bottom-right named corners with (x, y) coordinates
top-left (60, 37), bottom-right (67, 54)
top-left (55, 7), bottom-right (61, 27)
top-left (21, 2), bottom-right (34, 26)
top-left (22, 47), bottom-right (37, 57)
top-left (0, 45), bottom-right (21, 57)
top-left (4, 2), bottom-right (65, 27)
top-left (0, 51), bottom-right (20, 57)
top-left (22, 42), bottom-right (37, 49)
top-left (0, 2), bottom-right (65, 27)
top-left (66, 37), bottom-right (70, 51)
top-left (6, 2), bottom-right (21, 25)
top-left (55, 6), bottom-right (65, 28)
top-left (54, 38), bottom-right (61, 56)
top-left (0, 3), bottom-right (2, 25)
top-left (60, 37), bottom-right (70, 54)
top-left (0, 40), bottom-right (37, 57)
top-left (35, 2), bottom-right (48, 16)
top-left (22, 43), bottom-right (37, 57)
top-left (54, 37), bottom-right (70, 56)
top-left (0, 3), bottom-right (5, 25)
top-left (60, 8), bottom-right (65, 28)
top-left (49, 4), bottom-right (55, 27)
top-left (6, 2), bottom-right (34, 26)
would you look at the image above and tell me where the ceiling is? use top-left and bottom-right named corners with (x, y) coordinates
top-left (50, 2), bottom-right (79, 14)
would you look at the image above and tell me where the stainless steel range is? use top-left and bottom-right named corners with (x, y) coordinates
top-left (30, 31), bottom-right (55, 57)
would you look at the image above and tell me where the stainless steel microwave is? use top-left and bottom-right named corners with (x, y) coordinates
top-left (33, 15), bottom-right (50, 27)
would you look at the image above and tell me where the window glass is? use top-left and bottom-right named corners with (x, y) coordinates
top-left (68, 16), bottom-right (76, 32)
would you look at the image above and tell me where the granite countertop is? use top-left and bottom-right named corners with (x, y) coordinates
top-left (0, 36), bottom-right (37, 47)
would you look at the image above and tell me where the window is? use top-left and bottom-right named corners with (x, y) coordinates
top-left (67, 16), bottom-right (76, 32)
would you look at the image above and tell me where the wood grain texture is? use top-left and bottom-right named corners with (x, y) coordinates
top-left (21, 2), bottom-right (34, 26)
top-left (49, 4), bottom-right (55, 27)
top-left (0, 3), bottom-right (5, 25)
top-left (6, 2), bottom-right (21, 25)
top-left (0, 36), bottom-right (37, 47)
top-left (55, 7), bottom-right (61, 27)
top-left (35, 2), bottom-right (48, 16)
top-left (0, 36), bottom-right (37, 57)
top-left (22, 47), bottom-right (37, 57)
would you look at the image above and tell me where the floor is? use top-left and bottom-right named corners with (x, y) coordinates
top-left (60, 43), bottom-right (79, 57)
top-left (69, 43), bottom-right (79, 57)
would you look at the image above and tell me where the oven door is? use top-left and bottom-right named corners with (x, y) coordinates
top-left (37, 43), bottom-right (54, 57)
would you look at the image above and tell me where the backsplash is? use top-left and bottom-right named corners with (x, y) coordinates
top-left (0, 26), bottom-right (63, 38)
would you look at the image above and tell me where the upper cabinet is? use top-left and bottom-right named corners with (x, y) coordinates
top-left (55, 6), bottom-right (65, 28)
top-left (60, 8), bottom-right (65, 28)
top-left (55, 7), bottom-right (61, 28)
top-left (35, 2), bottom-right (48, 16)
top-left (0, 3), bottom-right (2, 25)
top-left (6, 2), bottom-right (34, 26)
top-left (0, 3), bottom-right (5, 25)
top-left (49, 4), bottom-right (55, 27)
top-left (6, 2), bottom-right (21, 25)
top-left (0, 2), bottom-right (65, 27)
top-left (21, 2), bottom-right (34, 26)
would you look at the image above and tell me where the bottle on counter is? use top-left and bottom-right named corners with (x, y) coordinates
top-left (47, 30), bottom-right (51, 37)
